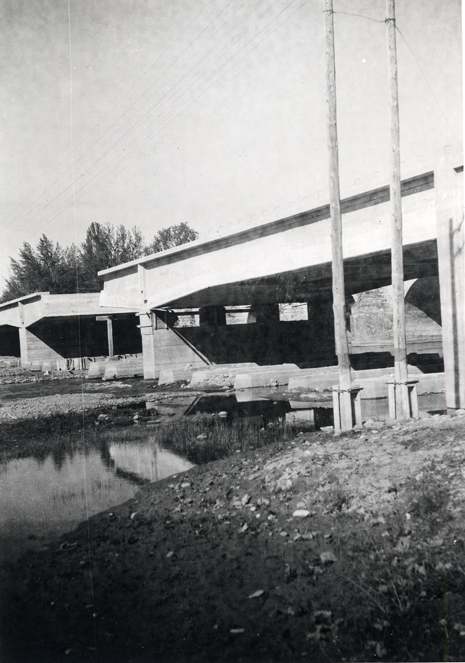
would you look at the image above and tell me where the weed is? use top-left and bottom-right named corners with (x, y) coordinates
top-left (152, 415), bottom-right (295, 464)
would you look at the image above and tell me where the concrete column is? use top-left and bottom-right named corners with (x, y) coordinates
top-left (435, 158), bottom-right (464, 410)
top-left (138, 310), bottom-right (211, 380)
top-left (18, 326), bottom-right (62, 365)
top-left (19, 326), bottom-right (29, 364)
top-left (96, 315), bottom-right (114, 357)
top-left (138, 312), bottom-right (157, 380)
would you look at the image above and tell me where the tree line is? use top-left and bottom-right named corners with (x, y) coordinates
top-left (1, 221), bottom-right (198, 303)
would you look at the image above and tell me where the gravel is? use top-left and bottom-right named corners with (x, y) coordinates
top-left (0, 392), bottom-right (144, 421)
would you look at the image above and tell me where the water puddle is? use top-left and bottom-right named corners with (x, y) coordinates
top-left (0, 437), bottom-right (193, 565)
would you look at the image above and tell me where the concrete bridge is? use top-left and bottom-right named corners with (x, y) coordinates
top-left (0, 292), bottom-right (141, 366)
top-left (99, 157), bottom-right (464, 410)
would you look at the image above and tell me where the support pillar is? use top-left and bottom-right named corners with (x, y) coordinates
top-left (138, 311), bottom-right (157, 380)
top-left (435, 158), bottom-right (465, 410)
top-left (96, 315), bottom-right (114, 357)
top-left (18, 325), bottom-right (62, 366)
top-left (19, 326), bottom-right (29, 364)
top-left (138, 310), bottom-right (210, 380)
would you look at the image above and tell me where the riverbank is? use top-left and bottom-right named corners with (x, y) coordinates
top-left (2, 409), bottom-right (465, 662)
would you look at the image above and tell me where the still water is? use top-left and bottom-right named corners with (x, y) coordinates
top-left (0, 437), bottom-right (193, 565)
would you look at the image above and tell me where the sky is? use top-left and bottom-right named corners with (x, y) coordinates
top-left (0, 0), bottom-right (462, 287)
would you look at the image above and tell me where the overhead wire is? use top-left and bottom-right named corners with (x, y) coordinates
top-left (106, 0), bottom-right (308, 185)
top-left (2, 0), bottom-right (233, 232)
top-left (16, 0), bottom-right (254, 239)
top-left (19, 0), bottom-right (306, 242)
top-left (3, 0), bottom-right (217, 228)
top-left (12, 0), bottom-right (268, 241)
top-left (4, 0), bottom-right (239, 237)
top-left (332, 9), bottom-right (462, 149)
top-left (395, 24), bottom-right (462, 149)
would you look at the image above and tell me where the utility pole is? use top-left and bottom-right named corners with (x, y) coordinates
top-left (386, 0), bottom-right (409, 417)
top-left (324, 0), bottom-right (353, 430)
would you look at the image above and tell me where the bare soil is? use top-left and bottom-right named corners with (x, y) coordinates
top-left (1, 373), bottom-right (465, 662)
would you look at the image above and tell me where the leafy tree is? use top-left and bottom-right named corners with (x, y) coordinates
top-left (144, 222), bottom-right (198, 255)
top-left (0, 221), bottom-right (198, 301)
top-left (1, 236), bottom-right (78, 302)
top-left (79, 222), bottom-right (144, 291)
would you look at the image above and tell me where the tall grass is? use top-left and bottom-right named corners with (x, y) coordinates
top-left (101, 414), bottom-right (295, 464)
top-left (156, 415), bottom-right (294, 464)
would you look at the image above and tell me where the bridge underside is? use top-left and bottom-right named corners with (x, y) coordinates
top-left (167, 240), bottom-right (438, 309)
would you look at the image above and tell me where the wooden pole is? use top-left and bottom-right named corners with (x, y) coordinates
top-left (386, 0), bottom-right (409, 417)
top-left (324, 0), bottom-right (353, 430)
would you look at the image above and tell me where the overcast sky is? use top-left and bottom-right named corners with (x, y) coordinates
top-left (0, 0), bottom-right (462, 287)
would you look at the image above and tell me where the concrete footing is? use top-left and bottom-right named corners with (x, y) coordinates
top-left (190, 363), bottom-right (259, 389)
top-left (285, 409), bottom-right (316, 430)
top-left (287, 366), bottom-right (443, 400)
top-left (234, 364), bottom-right (301, 390)
top-left (87, 362), bottom-right (108, 379)
top-left (158, 366), bottom-right (198, 385)
top-left (103, 358), bottom-right (144, 380)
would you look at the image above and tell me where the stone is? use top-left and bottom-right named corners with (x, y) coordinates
top-left (320, 551), bottom-right (337, 565)
top-left (293, 509), bottom-right (310, 518)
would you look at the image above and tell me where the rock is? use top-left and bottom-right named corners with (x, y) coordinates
top-left (241, 494), bottom-right (251, 506)
top-left (292, 509), bottom-right (310, 518)
top-left (248, 590), bottom-right (264, 599)
top-left (363, 419), bottom-right (385, 429)
top-left (320, 551), bottom-right (337, 565)
top-left (276, 476), bottom-right (293, 492)
top-left (376, 642), bottom-right (387, 658)
top-left (230, 628), bottom-right (245, 634)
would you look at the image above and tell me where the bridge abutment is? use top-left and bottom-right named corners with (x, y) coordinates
top-left (138, 311), bottom-right (208, 380)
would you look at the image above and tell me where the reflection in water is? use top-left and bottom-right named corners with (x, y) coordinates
top-left (109, 443), bottom-right (193, 483)
top-left (0, 438), bottom-right (193, 565)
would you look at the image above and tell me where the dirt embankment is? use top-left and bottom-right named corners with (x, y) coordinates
top-left (2, 412), bottom-right (465, 663)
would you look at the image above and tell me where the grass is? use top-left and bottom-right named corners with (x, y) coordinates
top-left (0, 407), bottom-right (299, 466)
top-left (101, 413), bottom-right (297, 465)
top-left (0, 412), bottom-right (100, 462)
top-left (322, 469), bottom-right (465, 662)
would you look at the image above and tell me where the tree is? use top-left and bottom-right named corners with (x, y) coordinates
top-left (0, 221), bottom-right (198, 301)
top-left (1, 236), bottom-right (78, 302)
top-left (144, 222), bottom-right (198, 255)
top-left (79, 222), bottom-right (144, 291)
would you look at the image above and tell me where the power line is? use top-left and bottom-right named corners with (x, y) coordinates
top-left (20, 0), bottom-right (306, 242)
top-left (1, 0), bottom-right (230, 230)
top-left (18, 0), bottom-right (268, 239)
top-left (333, 10), bottom-right (385, 24)
top-left (395, 24), bottom-right (462, 149)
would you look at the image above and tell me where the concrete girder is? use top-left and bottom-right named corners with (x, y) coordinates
top-left (99, 169), bottom-right (438, 312)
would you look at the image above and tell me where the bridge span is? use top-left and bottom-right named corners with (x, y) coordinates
top-left (99, 157), bottom-right (464, 410)
top-left (0, 292), bottom-right (140, 366)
